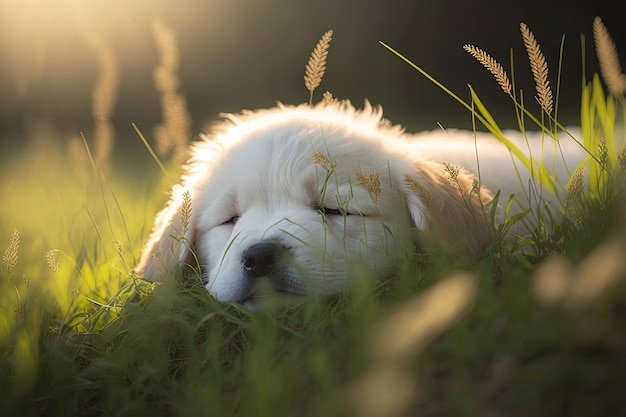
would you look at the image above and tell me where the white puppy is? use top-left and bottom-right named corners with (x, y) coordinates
top-left (136, 101), bottom-right (584, 308)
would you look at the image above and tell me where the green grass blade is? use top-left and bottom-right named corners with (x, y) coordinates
top-left (380, 41), bottom-right (559, 196)
top-left (133, 123), bottom-right (170, 178)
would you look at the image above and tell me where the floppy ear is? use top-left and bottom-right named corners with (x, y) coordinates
top-left (403, 160), bottom-right (494, 257)
top-left (135, 184), bottom-right (196, 280)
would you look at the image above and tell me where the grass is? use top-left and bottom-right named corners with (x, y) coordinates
top-left (2, 20), bottom-right (626, 417)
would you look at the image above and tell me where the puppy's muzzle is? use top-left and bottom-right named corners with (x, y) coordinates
top-left (243, 242), bottom-right (284, 278)
top-left (242, 241), bottom-right (305, 297)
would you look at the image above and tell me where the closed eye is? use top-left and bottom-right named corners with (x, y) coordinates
top-left (318, 207), bottom-right (352, 216)
top-left (221, 216), bottom-right (239, 225)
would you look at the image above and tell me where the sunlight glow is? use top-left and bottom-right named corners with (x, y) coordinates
top-left (0, 0), bottom-right (185, 97)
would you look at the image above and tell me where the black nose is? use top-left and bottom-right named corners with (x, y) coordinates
top-left (243, 242), bottom-right (283, 278)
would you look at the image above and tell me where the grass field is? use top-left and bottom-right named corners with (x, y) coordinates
top-left (2, 19), bottom-right (626, 417)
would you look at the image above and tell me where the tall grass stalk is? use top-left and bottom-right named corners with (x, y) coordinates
top-left (152, 18), bottom-right (192, 163)
top-left (84, 32), bottom-right (120, 171)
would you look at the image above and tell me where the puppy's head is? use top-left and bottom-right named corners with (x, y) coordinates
top-left (136, 102), bottom-right (493, 308)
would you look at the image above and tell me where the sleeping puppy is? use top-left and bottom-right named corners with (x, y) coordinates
top-left (135, 101), bottom-right (584, 309)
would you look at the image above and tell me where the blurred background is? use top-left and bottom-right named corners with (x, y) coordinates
top-left (0, 0), bottom-right (623, 157)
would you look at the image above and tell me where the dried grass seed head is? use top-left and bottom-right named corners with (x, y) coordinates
top-left (593, 16), bottom-right (626, 96)
top-left (46, 250), bottom-right (59, 274)
top-left (617, 145), bottom-right (626, 172)
top-left (311, 151), bottom-right (332, 169)
top-left (567, 167), bottom-right (585, 198)
top-left (405, 175), bottom-right (433, 205)
top-left (181, 190), bottom-right (192, 232)
top-left (463, 44), bottom-right (513, 97)
top-left (152, 17), bottom-right (192, 161)
top-left (443, 162), bottom-right (460, 182)
top-left (2, 228), bottom-right (20, 274)
top-left (356, 172), bottom-right (381, 202)
top-left (597, 137), bottom-right (609, 167)
top-left (304, 29), bottom-right (333, 103)
top-left (322, 91), bottom-right (338, 105)
top-left (520, 22), bottom-right (554, 115)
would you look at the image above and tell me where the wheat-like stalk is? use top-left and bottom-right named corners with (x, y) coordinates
top-left (443, 162), bottom-right (460, 182)
top-left (311, 151), bottom-right (330, 167)
top-left (322, 90), bottom-right (338, 105)
top-left (443, 162), bottom-right (469, 198)
top-left (2, 228), bottom-right (20, 275)
top-left (520, 22), bottom-right (553, 115)
top-left (593, 16), bottom-right (626, 97)
top-left (405, 175), bottom-right (433, 205)
top-left (463, 44), bottom-right (512, 97)
top-left (617, 145), bottom-right (626, 172)
top-left (567, 167), bottom-right (585, 198)
top-left (565, 167), bottom-right (585, 226)
top-left (181, 190), bottom-right (192, 233)
top-left (46, 250), bottom-right (59, 274)
top-left (21, 273), bottom-right (30, 288)
top-left (597, 137), bottom-right (609, 167)
top-left (312, 151), bottom-right (337, 170)
top-left (304, 29), bottom-right (333, 104)
top-left (114, 240), bottom-right (124, 260)
top-left (152, 18), bottom-right (192, 162)
top-left (85, 33), bottom-right (120, 171)
top-left (356, 172), bottom-right (381, 203)
top-left (470, 178), bottom-right (481, 199)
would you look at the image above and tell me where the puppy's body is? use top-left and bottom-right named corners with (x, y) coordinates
top-left (409, 127), bottom-right (584, 216)
top-left (136, 102), bottom-right (585, 308)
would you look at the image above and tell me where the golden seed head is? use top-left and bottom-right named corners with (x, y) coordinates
top-left (593, 16), bottom-right (626, 96)
top-left (181, 190), bottom-right (192, 232)
top-left (405, 175), bottom-right (433, 205)
top-left (520, 22), bottom-right (553, 115)
top-left (617, 145), bottom-right (626, 172)
top-left (566, 167), bottom-right (585, 198)
top-left (322, 91), bottom-right (338, 105)
top-left (356, 172), bottom-right (381, 202)
top-left (46, 250), bottom-right (59, 274)
top-left (443, 162), bottom-right (460, 182)
top-left (597, 137), bottom-right (609, 166)
top-left (311, 151), bottom-right (331, 169)
top-left (463, 44), bottom-right (512, 97)
top-left (2, 228), bottom-right (20, 275)
top-left (304, 29), bottom-right (333, 103)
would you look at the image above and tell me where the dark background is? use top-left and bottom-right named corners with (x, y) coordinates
top-left (0, 0), bottom-right (623, 154)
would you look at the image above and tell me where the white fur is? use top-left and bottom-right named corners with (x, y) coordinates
top-left (135, 101), bottom-right (586, 308)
